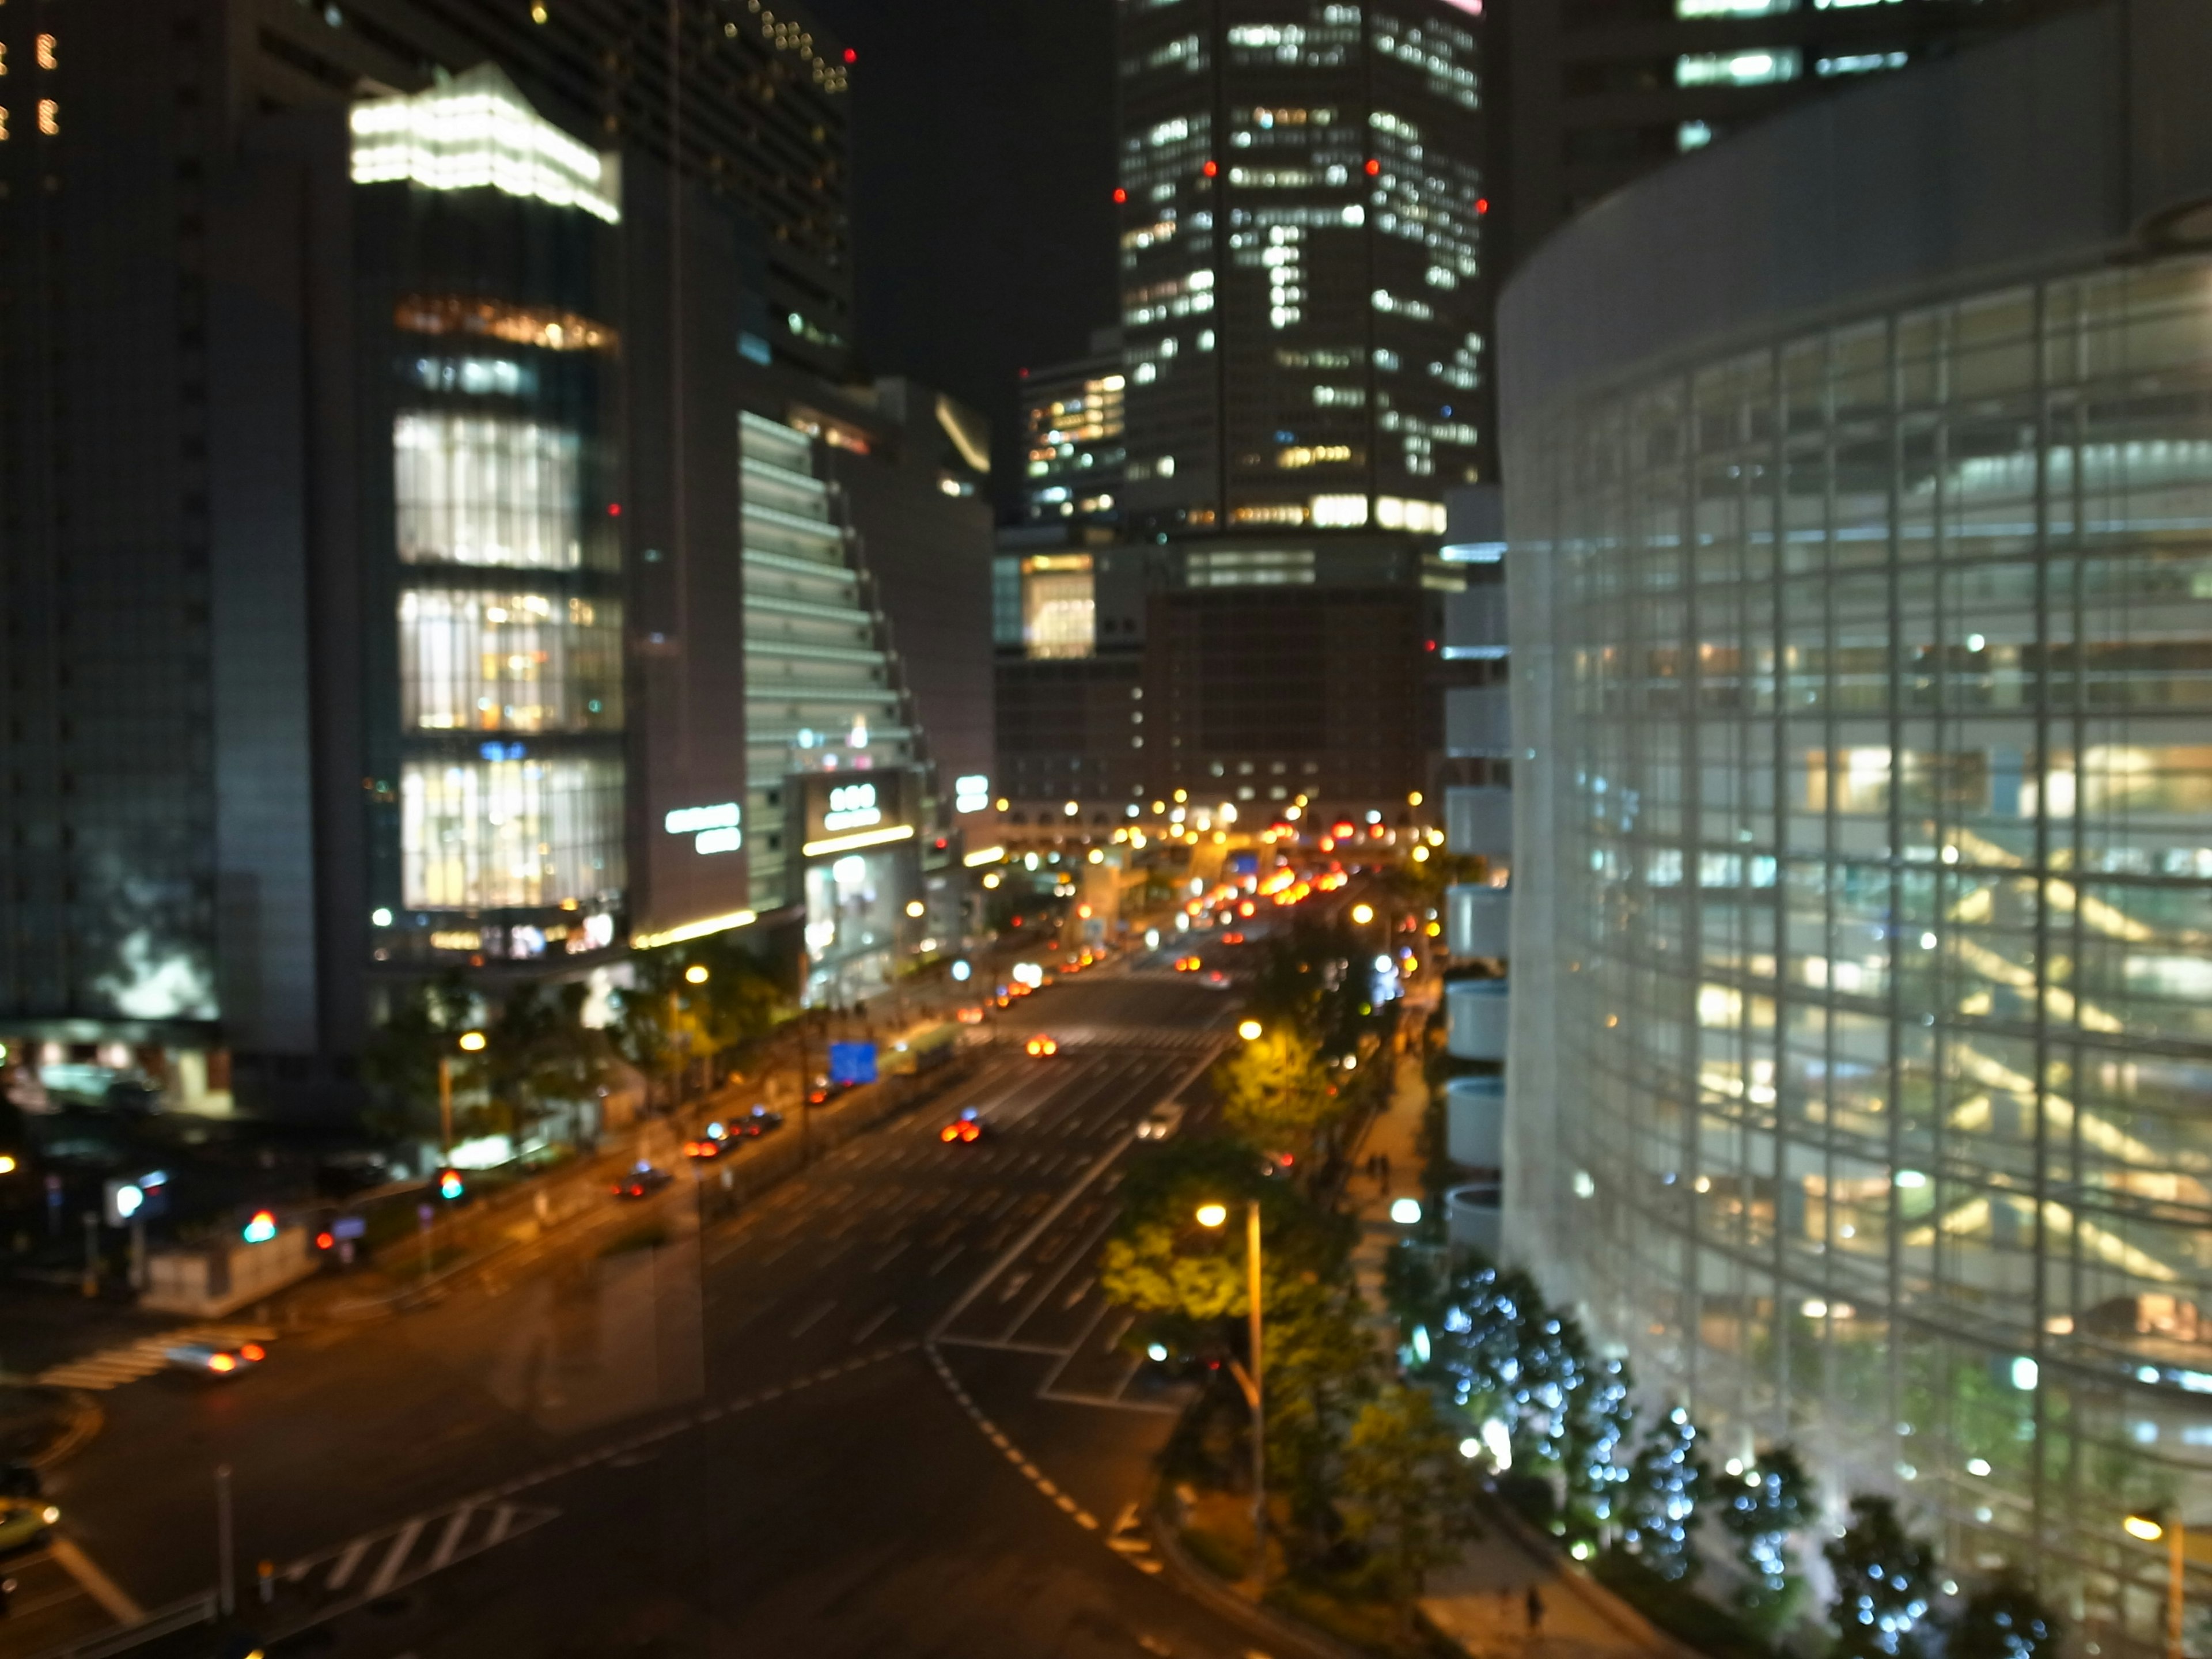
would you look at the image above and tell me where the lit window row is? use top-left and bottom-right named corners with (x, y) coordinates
top-left (1676, 48), bottom-right (1802, 86)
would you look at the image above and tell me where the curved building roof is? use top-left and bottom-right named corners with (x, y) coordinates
top-left (1497, 0), bottom-right (2212, 423)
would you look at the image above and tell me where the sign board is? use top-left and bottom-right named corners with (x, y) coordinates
top-left (827, 1041), bottom-right (878, 1086)
top-left (331, 1215), bottom-right (369, 1241)
top-left (796, 771), bottom-right (911, 854)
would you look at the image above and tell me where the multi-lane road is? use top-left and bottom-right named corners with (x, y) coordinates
top-left (8, 969), bottom-right (1280, 1658)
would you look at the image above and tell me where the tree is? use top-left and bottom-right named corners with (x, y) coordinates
top-left (1260, 1277), bottom-right (1382, 1536)
top-left (1718, 1446), bottom-right (1817, 1634)
top-left (1339, 1384), bottom-right (1484, 1599)
top-left (1618, 1406), bottom-right (1709, 1582)
top-left (1562, 1351), bottom-right (1635, 1538)
top-left (1097, 1134), bottom-right (1350, 1341)
top-left (1826, 1495), bottom-right (1939, 1659)
top-left (483, 982), bottom-right (607, 1147)
top-left (1950, 1570), bottom-right (2060, 1659)
top-left (359, 971), bottom-right (479, 1143)
top-left (1211, 1024), bottom-right (1343, 1156)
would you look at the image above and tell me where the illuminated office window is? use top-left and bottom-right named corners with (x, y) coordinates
top-left (1021, 555), bottom-right (1096, 660)
top-left (400, 755), bottom-right (624, 910)
top-left (394, 412), bottom-right (582, 569)
top-left (397, 589), bottom-right (622, 732)
top-left (1676, 48), bottom-right (1801, 86)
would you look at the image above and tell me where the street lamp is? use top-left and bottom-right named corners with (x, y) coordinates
top-left (439, 1031), bottom-right (487, 1160)
top-left (1350, 903), bottom-right (1375, 926)
top-left (1198, 1196), bottom-right (1266, 1586)
top-left (685, 964), bottom-right (710, 985)
top-left (2126, 1511), bottom-right (2185, 1659)
top-left (1237, 1020), bottom-right (1264, 1042)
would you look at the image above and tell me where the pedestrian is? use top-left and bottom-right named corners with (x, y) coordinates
top-left (1525, 1584), bottom-right (1544, 1634)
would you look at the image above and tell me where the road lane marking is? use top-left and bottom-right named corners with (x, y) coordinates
top-left (325, 1539), bottom-right (370, 1592)
top-left (929, 1244), bottom-right (965, 1275)
top-left (851, 1305), bottom-right (896, 1343)
top-left (427, 1505), bottom-right (474, 1571)
top-left (365, 1516), bottom-right (425, 1597)
top-left (47, 1537), bottom-right (143, 1622)
top-left (872, 1240), bottom-right (910, 1270)
top-left (789, 1300), bottom-right (836, 1336)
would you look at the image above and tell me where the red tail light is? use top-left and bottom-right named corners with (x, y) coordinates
top-left (241, 1343), bottom-right (266, 1362)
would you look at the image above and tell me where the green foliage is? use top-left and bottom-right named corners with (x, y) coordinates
top-left (1618, 1406), bottom-right (1709, 1582)
top-left (1245, 920), bottom-right (1389, 1059)
top-left (610, 941), bottom-right (785, 1084)
top-left (1262, 1277), bottom-right (1384, 1535)
top-left (1717, 1445), bottom-right (1817, 1634)
top-left (359, 971), bottom-right (479, 1142)
top-left (479, 982), bottom-right (607, 1143)
top-left (1950, 1570), bottom-right (2060, 1659)
top-left (1338, 1384), bottom-right (1484, 1598)
top-left (1209, 1024), bottom-right (1345, 1154)
top-left (1098, 1134), bottom-right (1351, 1341)
top-left (1825, 1495), bottom-right (1938, 1659)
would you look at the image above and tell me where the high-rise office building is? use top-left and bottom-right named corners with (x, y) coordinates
top-left (1486, 0), bottom-right (2088, 275)
top-left (1501, 5), bottom-right (2212, 1646)
top-left (1018, 329), bottom-right (1128, 527)
top-left (1115, 0), bottom-right (1489, 525)
top-left (0, 0), bottom-right (982, 1111)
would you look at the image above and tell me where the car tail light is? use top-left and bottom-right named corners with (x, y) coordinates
top-left (241, 1343), bottom-right (266, 1362)
top-left (941, 1124), bottom-right (959, 1142)
top-left (316, 1231), bottom-right (335, 1251)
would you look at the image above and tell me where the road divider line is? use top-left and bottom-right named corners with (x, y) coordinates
top-left (48, 1537), bottom-right (143, 1622)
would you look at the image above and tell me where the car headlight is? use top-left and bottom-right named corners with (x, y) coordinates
top-left (42, 1505), bottom-right (60, 1524)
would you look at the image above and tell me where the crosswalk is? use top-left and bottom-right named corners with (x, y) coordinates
top-left (35, 1323), bottom-right (276, 1391)
top-left (281, 1495), bottom-right (557, 1610)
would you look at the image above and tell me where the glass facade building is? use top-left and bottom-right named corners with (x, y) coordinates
top-left (1501, 5), bottom-right (2212, 1651)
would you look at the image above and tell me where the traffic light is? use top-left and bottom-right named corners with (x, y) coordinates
top-left (437, 1168), bottom-right (465, 1201)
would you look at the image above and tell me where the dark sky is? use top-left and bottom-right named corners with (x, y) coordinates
top-left (806, 0), bottom-right (1119, 512)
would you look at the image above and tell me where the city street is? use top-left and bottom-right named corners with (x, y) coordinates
top-left (5, 971), bottom-right (1274, 1658)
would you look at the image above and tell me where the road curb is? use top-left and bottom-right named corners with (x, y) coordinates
top-left (25, 1386), bottom-right (104, 1472)
top-left (1142, 1486), bottom-right (1372, 1659)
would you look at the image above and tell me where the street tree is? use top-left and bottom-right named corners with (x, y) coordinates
top-left (1950, 1570), bottom-right (2060, 1659)
top-left (1618, 1406), bottom-right (1709, 1582)
top-left (1210, 1023), bottom-right (1343, 1155)
top-left (1718, 1445), bottom-right (1817, 1634)
top-left (483, 981), bottom-right (608, 1147)
top-left (1339, 1384), bottom-right (1484, 1600)
top-left (1826, 1494), bottom-right (1940, 1659)
top-left (359, 970), bottom-right (479, 1143)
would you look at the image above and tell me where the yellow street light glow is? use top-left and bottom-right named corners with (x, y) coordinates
top-left (1238, 1020), bottom-right (1264, 1041)
top-left (1351, 903), bottom-right (1375, 925)
top-left (905, 899), bottom-right (927, 918)
top-left (0, 1154), bottom-right (16, 1175)
top-left (457, 1031), bottom-right (487, 1052)
top-left (1195, 1202), bottom-right (1229, 1229)
top-left (684, 964), bottom-right (710, 984)
top-left (2126, 1514), bottom-right (2166, 1542)
top-left (962, 845), bottom-right (1006, 868)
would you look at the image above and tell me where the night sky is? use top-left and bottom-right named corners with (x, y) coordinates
top-left (806, 0), bottom-right (1119, 513)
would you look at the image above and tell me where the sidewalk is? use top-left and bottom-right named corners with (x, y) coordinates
top-left (1347, 1020), bottom-right (1683, 1659)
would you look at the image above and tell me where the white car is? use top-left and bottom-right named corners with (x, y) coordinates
top-left (1135, 1102), bottom-right (1187, 1142)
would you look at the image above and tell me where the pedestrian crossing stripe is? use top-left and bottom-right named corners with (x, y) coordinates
top-left (282, 1497), bottom-right (557, 1608)
top-left (33, 1323), bottom-right (276, 1391)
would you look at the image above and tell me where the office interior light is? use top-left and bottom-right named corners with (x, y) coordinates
top-left (351, 64), bottom-right (621, 224)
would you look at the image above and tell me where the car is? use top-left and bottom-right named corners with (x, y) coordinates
top-left (1173, 955), bottom-right (1202, 973)
top-left (611, 1162), bottom-right (674, 1199)
top-left (165, 1340), bottom-right (266, 1377)
top-left (939, 1107), bottom-right (986, 1144)
top-left (0, 1495), bottom-right (59, 1554)
top-left (682, 1137), bottom-right (725, 1161)
top-left (738, 1106), bottom-right (785, 1137)
top-left (1135, 1102), bottom-right (1186, 1141)
top-left (1025, 1035), bottom-right (1059, 1057)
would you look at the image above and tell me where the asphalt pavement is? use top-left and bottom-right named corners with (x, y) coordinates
top-left (3, 968), bottom-right (1276, 1659)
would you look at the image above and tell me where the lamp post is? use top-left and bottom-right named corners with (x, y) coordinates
top-left (1198, 1197), bottom-right (1265, 1587)
top-left (2127, 1511), bottom-right (2185, 1659)
top-left (439, 1029), bottom-right (487, 1161)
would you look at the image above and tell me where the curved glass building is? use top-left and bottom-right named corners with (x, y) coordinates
top-left (1501, 3), bottom-right (2212, 1650)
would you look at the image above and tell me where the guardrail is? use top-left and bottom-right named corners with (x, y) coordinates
top-left (25, 1590), bottom-right (218, 1659)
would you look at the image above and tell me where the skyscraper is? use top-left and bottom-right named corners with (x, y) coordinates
top-left (0, 0), bottom-right (983, 1110)
top-left (1018, 329), bottom-right (1128, 527)
top-left (1115, 0), bottom-right (1490, 526)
